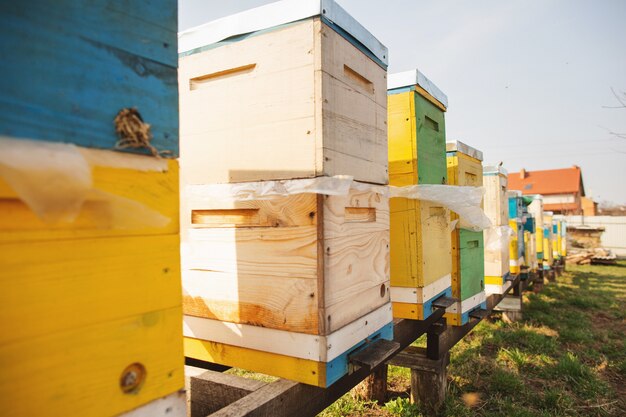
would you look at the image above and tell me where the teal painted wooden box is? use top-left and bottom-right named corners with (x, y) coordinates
top-left (0, 1), bottom-right (179, 156)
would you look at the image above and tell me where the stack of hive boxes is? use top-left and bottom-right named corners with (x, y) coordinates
top-left (0, 2), bottom-right (184, 416)
top-left (178, 0), bottom-right (392, 387)
top-left (522, 203), bottom-right (538, 274)
top-left (387, 69), bottom-right (452, 320)
top-left (543, 211), bottom-right (555, 269)
top-left (559, 219), bottom-right (568, 260)
top-left (483, 165), bottom-right (511, 294)
top-left (528, 195), bottom-right (545, 270)
top-left (507, 191), bottom-right (525, 275)
top-left (445, 142), bottom-right (486, 325)
top-left (553, 219), bottom-right (562, 262)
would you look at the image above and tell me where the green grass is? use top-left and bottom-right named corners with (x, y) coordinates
top-left (318, 261), bottom-right (626, 416)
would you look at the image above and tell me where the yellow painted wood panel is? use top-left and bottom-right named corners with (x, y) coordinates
top-left (392, 302), bottom-right (425, 320)
top-left (390, 206), bottom-right (419, 287)
top-left (0, 306), bottom-right (183, 417)
top-left (0, 159), bottom-right (179, 242)
top-left (184, 336), bottom-right (325, 387)
top-left (450, 228), bottom-right (461, 298)
top-left (0, 234), bottom-right (181, 345)
top-left (388, 91), bottom-right (416, 182)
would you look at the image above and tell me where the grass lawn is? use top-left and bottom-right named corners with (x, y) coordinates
top-left (319, 261), bottom-right (626, 417)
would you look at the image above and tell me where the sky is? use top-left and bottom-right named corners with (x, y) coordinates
top-left (179, 0), bottom-right (626, 205)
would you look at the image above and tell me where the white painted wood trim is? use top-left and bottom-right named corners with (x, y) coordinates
top-left (178, 0), bottom-right (388, 65)
top-left (447, 291), bottom-right (486, 314)
top-left (183, 303), bottom-right (392, 363)
top-left (390, 273), bottom-right (451, 304)
top-left (445, 141), bottom-right (483, 161)
top-left (119, 391), bottom-right (186, 417)
top-left (485, 280), bottom-right (512, 296)
top-left (387, 69), bottom-right (448, 108)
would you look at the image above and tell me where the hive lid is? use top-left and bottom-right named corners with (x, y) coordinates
top-left (387, 69), bottom-right (448, 108)
top-left (446, 141), bottom-right (483, 161)
top-left (507, 190), bottom-right (522, 198)
top-left (179, 0), bottom-right (388, 67)
top-left (483, 164), bottom-right (508, 176)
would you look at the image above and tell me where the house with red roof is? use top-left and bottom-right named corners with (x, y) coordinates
top-left (507, 165), bottom-right (586, 215)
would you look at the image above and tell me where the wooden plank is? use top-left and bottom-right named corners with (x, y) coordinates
top-left (0, 158), bottom-right (179, 242)
top-left (0, 234), bottom-right (181, 345)
top-left (0, 306), bottom-right (183, 417)
top-left (187, 369), bottom-right (265, 417)
top-left (0, 1), bottom-right (178, 156)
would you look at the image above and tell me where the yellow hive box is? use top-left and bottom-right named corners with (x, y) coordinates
top-left (445, 142), bottom-right (486, 326)
top-left (0, 148), bottom-right (183, 416)
top-left (387, 72), bottom-right (452, 321)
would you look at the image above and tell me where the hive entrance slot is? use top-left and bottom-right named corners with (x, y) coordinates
top-left (191, 208), bottom-right (261, 227)
top-left (190, 63), bottom-right (257, 90)
top-left (344, 207), bottom-right (376, 223)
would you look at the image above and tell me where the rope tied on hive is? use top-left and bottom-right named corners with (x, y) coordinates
top-left (114, 108), bottom-right (171, 157)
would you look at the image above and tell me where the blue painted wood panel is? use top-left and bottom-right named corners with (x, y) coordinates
top-left (0, 1), bottom-right (178, 156)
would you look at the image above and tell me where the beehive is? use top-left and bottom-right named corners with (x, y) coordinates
top-left (179, 1), bottom-right (392, 386)
top-left (528, 195), bottom-right (545, 263)
top-left (507, 191), bottom-right (524, 274)
top-left (559, 220), bottom-right (568, 257)
top-left (181, 183), bottom-right (392, 387)
top-left (387, 69), bottom-right (451, 320)
top-left (524, 215), bottom-right (538, 271)
top-left (543, 211), bottom-right (554, 266)
top-left (553, 220), bottom-right (560, 260)
top-left (483, 165), bottom-right (510, 294)
top-left (178, 0), bottom-right (388, 185)
top-left (445, 142), bottom-right (486, 325)
top-left (0, 3), bottom-right (183, 415)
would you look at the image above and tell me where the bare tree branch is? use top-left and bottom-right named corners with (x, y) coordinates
top-left (602, 87), bottom-right (626, 109)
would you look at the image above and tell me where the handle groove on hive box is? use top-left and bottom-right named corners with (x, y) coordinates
top-left (191, 208), bottom-right (260, 227)
top-left (344, 207), bottom-right (376, 223)
top-left (189, 63), bottom-right (257, 90)
top-left (343, 65), bottom-right (374, 94)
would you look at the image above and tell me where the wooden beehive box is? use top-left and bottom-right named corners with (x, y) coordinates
top-left (387, 70), bottom-right (451, 320)
top-left (178, 0), bottom-right (388, 185)
top-left (543, 212), bottom-right (554, 265)
top-left (0, 2), bottom-right (183, 415)
top-left (483, 165), bottom-right (510, 294)
top-left (483, 165), bottom-right (509, 226)
top-left (445, 142), bottom-right (486, 325)
top-left (528, 196), bottom-right (545, 261)
top-left (181, 182), bottom-right (392, 387)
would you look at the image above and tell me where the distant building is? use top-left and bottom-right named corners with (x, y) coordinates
top-left (508, 165), bottom-right (589, 215)
top-left (581, 197), bottom-right (598, 216)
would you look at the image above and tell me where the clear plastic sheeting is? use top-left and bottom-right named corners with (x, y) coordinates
top-left (185, 177), bottom-right (490, 231)
top-left (484, 225), bottom-right (515, 252)
top-left (185, 175), bottom-right (388, 202)
top-left (388, 184), bottom-right (491, 232)
top-left (0, 136), bottom-right (171, 228)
